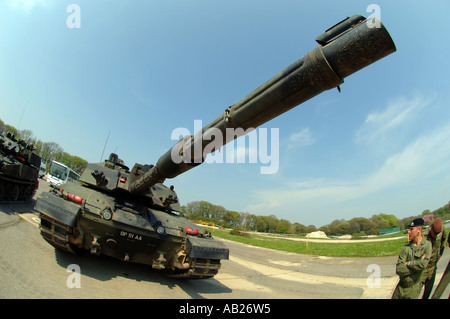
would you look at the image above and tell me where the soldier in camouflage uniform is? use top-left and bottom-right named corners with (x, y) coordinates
top-left (392, 218), bottom-right (432, 299)
top-left (420, 218), bottom-right (446, 299)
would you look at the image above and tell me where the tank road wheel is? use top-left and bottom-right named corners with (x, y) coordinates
top-left (24, 186), bottom-right (34, 201)
top-left (11, 184), bottom-right (19, 201)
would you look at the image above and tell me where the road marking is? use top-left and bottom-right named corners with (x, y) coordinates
top-left (17, 212), bottom-right (40, 227)
top-left (268, 259), bottom-right (303, 267)
top-left (228, 255), bottom-right (397, 298)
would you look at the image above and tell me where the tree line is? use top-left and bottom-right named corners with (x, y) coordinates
top-left (0, 118), bottom-right (88, 174)
top-left (181, 200), bottom-right (450, 237)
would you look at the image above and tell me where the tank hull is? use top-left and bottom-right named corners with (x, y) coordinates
top-left (36, 181), bottom-right (229, 279)
top-left (0, 132), bottom-right (40, 201)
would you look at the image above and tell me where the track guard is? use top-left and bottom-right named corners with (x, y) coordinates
top-left (35, 192), bottom-right (80, 227)
top-left (186, 236), bottom-right (229, 260)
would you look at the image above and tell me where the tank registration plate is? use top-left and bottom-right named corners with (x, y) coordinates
top-left (120, 231), bottom-right (142, 241)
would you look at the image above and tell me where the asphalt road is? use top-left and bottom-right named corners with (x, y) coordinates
top-left (1, 180), bottom-right (449, 299)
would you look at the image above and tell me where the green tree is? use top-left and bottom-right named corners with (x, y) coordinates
top-left (244, 214), bottom-right (258, 231)
top-left (306, 224), bottom-right (317, 233)
top-left (5, 124), bottom-right (17, 136)
top-left (222, 210), bottom-right (240, 228)
top-left (256, 217), bottom-right (267, 233)
top-left (378, 213), bottom-right (399, 228)
top-left (355, 217), bottom-right (377, 235)
top-left (40, 142), bottom-right (63, 164)
top-left (294, 222), bottom-right (307, 235)
top-left (276, 219), bottom-right (292, 234)
top-left (264, 215), bottom-right (279, 233)
top-left (328, 219), bottom-right (345, 236)
top-left (371, 214), bottom-right (389, 231)
top-left (318, 225), bottom-right (330, 235)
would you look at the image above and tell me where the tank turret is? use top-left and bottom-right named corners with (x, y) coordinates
top-left (79, 153), bottom-right (181, 212)
top-left (35, 14), bottom-right (396, 279)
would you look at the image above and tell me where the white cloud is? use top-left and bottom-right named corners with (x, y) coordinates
top-left (364, 123), bottom-right (450, 191)
top-left (246, 122), bottom-right (450, 217)
top-left (287, 128), bottom-right (317, 149)
top-left (355, 93), bottom-right (433, 145)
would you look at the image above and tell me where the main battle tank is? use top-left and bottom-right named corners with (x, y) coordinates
top-left (0, 132), bottom-right (41, 201)
top-left (35, 14), bottom-right (396, 279)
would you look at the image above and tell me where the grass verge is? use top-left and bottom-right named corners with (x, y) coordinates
top-left (208, 228), bottom-right (407, 257)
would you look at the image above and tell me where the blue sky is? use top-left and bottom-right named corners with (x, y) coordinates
top-left (1, 1), bottom-right (450, 227)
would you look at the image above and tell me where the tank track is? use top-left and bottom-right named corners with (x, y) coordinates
top-left (40, 213), bottom-right (222, 279)
top-left (166, 258), bottom-right (222, 279)
top-left (0, 178), bottom-right (37, 202)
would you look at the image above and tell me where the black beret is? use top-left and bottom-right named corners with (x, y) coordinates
top-left (409, 218), bottom-right (425, 228)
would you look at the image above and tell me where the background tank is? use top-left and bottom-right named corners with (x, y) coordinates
top-left (0, 131), bottom-right (41, 201)
top-left (35, 14), bottom-right (396, 279)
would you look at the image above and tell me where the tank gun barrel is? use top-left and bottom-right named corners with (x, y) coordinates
top-left (129, 14), bottom-right (396, 194)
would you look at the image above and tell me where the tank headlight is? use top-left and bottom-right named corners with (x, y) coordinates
top-left (156, 226), bottom-right (165, 235)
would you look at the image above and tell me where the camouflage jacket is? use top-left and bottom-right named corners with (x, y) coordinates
top-left (423, 227), bottom-right (447, 268)
top-left (396, 238), bottom-right (432, 287)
